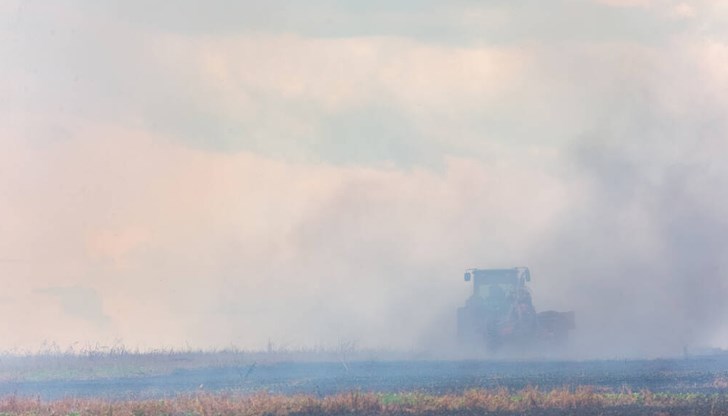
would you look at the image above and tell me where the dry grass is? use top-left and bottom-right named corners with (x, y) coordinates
top-left (0, 388), bottom-right (726, 416)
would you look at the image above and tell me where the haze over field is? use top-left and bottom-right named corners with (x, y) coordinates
top-left (2, 0), bottom-right (728, 358)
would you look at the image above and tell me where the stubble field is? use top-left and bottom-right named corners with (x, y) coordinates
top-left (1, 351), bottom-right (727, 415)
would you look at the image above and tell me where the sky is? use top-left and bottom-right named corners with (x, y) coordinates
top-left (1, 0), bottom-right (728, 358)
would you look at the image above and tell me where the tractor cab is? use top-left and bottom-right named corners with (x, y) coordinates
top-left (464, 268), bottom-right (532, 318)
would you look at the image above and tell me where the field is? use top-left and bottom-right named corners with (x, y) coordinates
top-left (1, 388), bottom-right (728, 416)
top-left (1, 351), bottom-right (728, 415)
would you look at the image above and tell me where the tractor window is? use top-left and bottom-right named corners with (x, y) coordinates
top-left (477, 285), bottom-right (489, 298)
top-left (477, 284), bottom-right (511, 300)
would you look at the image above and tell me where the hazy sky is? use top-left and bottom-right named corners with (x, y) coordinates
top-left (2, 0), bottom-right (728, 357)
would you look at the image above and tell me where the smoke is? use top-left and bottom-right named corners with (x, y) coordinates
top-left (527, 84), bottom-right (728, 357)
top-left (2, 1), bottom-right (728, 359)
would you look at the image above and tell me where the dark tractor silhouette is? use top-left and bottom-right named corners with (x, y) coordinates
top-left (457, 267), bottom-right (575, 352)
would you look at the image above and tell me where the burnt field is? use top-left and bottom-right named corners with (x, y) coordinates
top-left (1, 353), bottom-right (728, 400)
top-left (2, 388), bottom-right (728, 416)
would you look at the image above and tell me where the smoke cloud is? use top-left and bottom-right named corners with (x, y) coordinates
top-left (1, 1), bottom-right (727, 358)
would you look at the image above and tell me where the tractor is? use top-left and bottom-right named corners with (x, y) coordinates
top-left (457, 267), bottom-right (575, 353)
